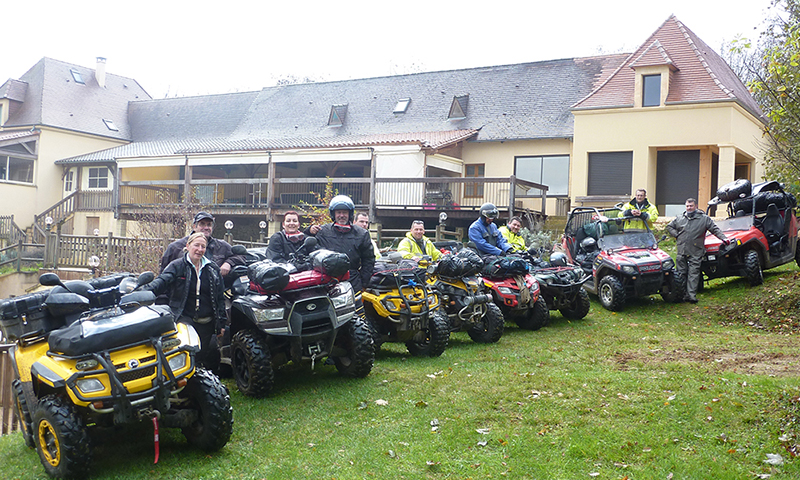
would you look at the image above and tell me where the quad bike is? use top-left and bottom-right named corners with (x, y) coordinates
top-left (362, 255), bottom-right (450, 356)
top-left (700, 179), bottom-right (799, 287)
top-left (467, 246), bottom-right (550, 331)
top-left (221, 239), bottom-right (374, 397)
top-left (1, 272), bottom-right (232, 479)
top-left (522, 249), bottom-right (592, 320)
top-left (427, 250), bottom-right (505, 343)
top-left (562, 206), bottom-right (680, 311)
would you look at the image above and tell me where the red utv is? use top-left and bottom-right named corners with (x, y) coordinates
top-left (702, 179), bottom-right (799, 286)
top-left (562, 206), bottom-right (680, 311)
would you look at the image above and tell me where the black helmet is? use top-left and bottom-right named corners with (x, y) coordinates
top-left (549, 252), bottom-right (567, 267)
top-left (329, 195), bottom-right (355, 223)
top-left (479, 203), bottom-right (499, 220)
top-left (580, 237), bottom-right (597, 251)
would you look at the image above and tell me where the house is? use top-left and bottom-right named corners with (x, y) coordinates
top-left (0, 57), bottom-right (150, 242)
top-left (1, 15), bottom-right (766, 243)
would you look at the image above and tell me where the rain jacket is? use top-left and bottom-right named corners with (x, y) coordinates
top-left (397, 232), bottom-right (441, 261)
top-left (499, 226), bottom-right (526, 253)
top-left (667, 209), bottom-right (727, 257)
top-left (468, 218), bottom-right (511, 256)
top-left (621, 198), bottom-right (659, 230)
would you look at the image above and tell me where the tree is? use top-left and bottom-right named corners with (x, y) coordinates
top-left (745, 0), bottom-right (800, 193)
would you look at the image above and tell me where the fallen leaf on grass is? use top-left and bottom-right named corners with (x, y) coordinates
top-left (589, 473), bottom-right (600, 477)
top-left (477, 440), bottom-right (488, 447)
top-left (764, 453), bottom-right (784, 466)
top-left (375, 399), bottom-right (389, 406)
top-left (476, 428), bottom-right (491, 435)
top-left (357, 402), bottom-right (368, 410)
top-left (498, 438), bottom-right (508, 446)
top-left (415, 400), bottom-right (428, 408)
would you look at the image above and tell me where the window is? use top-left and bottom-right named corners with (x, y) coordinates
top-left (0, 156), bottom-right (34, 184)
top-left (88, 167), bottom-right (109, 189)
top-left (103, 119), bottom-right (118, 131)
top-left (394, 98), bottom-right (411, 113)
top-left (328, 104), bottom-right (348, 126)
top-left (642, 74), bottom-right (661, 107)
top-left (70, 69), bottom-right (85, 85)
top-left (448, 95), bottom-right (468, 119)
top-left (64, 170), bottom-right (74, 192)
top-left (465, 164), bottom-right (484, 197)
top-left (515, 155), bottom-right (569, 196)
top-left (587, 152), bottom-right (632, 195)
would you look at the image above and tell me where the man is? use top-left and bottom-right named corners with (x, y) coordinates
top-left (355, 212), bottom-right (381, 260)
top-left (397, 220), bottom-right (441, 261)
top-left (160, 211), bottom-right (243, 277)
top-left (498, 216), bottom-right (526, 253)
top-left (667, 198), bottom-right (729, 303)
top-left (468, 203), bottom-right (512, 256)
top-left (308, 195), bottom-right (375, 320)
top-left (621, 188), bottom-right (659, 230)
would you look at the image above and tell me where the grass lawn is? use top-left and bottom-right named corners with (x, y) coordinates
top-left (2, 264), bottom-right (799, 479)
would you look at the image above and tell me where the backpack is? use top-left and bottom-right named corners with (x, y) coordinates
top-left (481, 255), bottom-right (529, 277)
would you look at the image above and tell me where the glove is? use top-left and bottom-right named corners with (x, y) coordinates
top-left (722, 239), bottom-right (731, 246)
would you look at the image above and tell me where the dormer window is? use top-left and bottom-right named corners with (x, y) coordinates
top-left (70, 69), bottom-right (85, 85)
top-left (448, 95), bottom-right (468, 119)
top-left (643, 74), bottom-right (661, 107)
top-left (103, 119), bottom-right (118, 131)
top-left (328, 104), bottom-right (348, 126)
top-left (394, 98), bottom-right (411, 113)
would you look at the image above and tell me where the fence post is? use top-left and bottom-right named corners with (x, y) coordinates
top-left (376, 224), bottom-right (382, 247)
top-left (16, 240), bottom-right (22, 272)
top-left (106, 232), bottom-right (113, 272)
top-left (435, 224), bottom-right (442, 242)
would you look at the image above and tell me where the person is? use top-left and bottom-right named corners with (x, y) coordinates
top-left (582, 213), bottom-right (616, 240)
top-left (498, 216), bottom-right (526, 253)
top-left (397, 220), bottom-right (441, 261)
top-left (621, 189), bottom-right (659, 230)
top-left (355, 212), bottom-right (381, 260)
top-left (667, 198), bottom-right (730, 304)
top-left (144, 232), bottom-right (226, 369)
top-left (468, 203), bottom-right (512, 256)
top-left (160, 211), bottom-right (243, 277)
top-left (266, 210), bottom-right (307, 262)
top-left (307, 195), bottom-right (375, 320)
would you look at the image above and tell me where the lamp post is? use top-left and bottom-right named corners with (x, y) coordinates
top-left (44, 217), bottom-right (54, 267)
top-left (88, 255), bottom-right (100, 278)
top-left (224, 220), bottom-right (234, 245)
top-left (259, 220), bottom-right (267, 244)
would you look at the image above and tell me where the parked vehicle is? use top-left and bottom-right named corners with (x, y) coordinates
top-left (362, 256), bottom-right (450, 356)
top-left (702, 179), bottom-right (799, 286)
top-left (472, 249), bottom-right (550, 330)
top-left (221, 239), bottom-right (374, 397)
top-left (2, 272), bottom-right (232, 479)
top-left (428, 249), bottom-right (505, 343)
top-left (526, 251), bottom-right (592, 320)
top-left (562, 206), bottom-right (680, 311)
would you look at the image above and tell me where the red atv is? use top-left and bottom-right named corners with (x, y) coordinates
top-left (701, 179), bottom-right (799, 286)
top-left (562, 206), bottom-right (680, 311)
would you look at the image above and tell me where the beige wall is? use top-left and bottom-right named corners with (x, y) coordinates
top-left (0, 127), bottom-right (126, 229)
top-left (571, 102), bottom-right (766, 207)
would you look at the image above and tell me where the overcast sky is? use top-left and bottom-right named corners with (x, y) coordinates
top-left (2, 0), bottom-right (777, 100)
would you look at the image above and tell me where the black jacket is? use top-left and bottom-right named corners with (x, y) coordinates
top-left (266, 231), bottom-right (306, 263)
top-left (310, 223), bottom-right (375, 291)
top-left (145, 255), bottom-right (227, 333)
top-left (160, 234), bottom-right (244, 274)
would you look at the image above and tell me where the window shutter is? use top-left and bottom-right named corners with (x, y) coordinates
top-left (587, 152), bottom-right (632, 195)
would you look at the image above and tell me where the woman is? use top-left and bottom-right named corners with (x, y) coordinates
top-left (144, 232), bottom-right (226, 370)
top-left (267, 210), bottom-right (306, 262)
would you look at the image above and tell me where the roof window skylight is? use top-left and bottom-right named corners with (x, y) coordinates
top-left (70, 69), bottom-right (85, 85)
top-left (448, 95), bottom-right (468, 119)
top-left (103, 119), bottom-right (119, 131)
top-left (394, 98), bottom-right (411, 113)
top-left (328, 104), bottom-right (348, 126)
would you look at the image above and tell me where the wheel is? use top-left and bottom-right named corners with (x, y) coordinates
top-left (514, 295), bottom-right (550, 330)
top-left (332, 319), bottom-right (375, 378)
top-left (406, 309), bottom-right (450, 357)
top-left (795, 241), bottom-right (800, 268)
top-left (467, 302), bottom-right (505, 343)
top-left (33, 395), bottom-right (91, 479)
top-left (598, 274), bottom-right (626, 311)
top-left (181, 368), bottom-right (233, 451)
top-left (744, 249), bottom-right (763, 286)
top-left (364, 316), bottom-right (383, 353)
top-left (12, 379), bottom-right (35, 449)
top-left (560, 288), bottom-right (591, 319)
top-left (231, 329), bottom-right (275, 397)
top-left (660, 273), bottom-right (683, 304)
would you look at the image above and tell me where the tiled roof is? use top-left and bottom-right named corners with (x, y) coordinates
top-left (0, 79), bottom-right (28, 102)
top-left (0, 129), bottom-right (39, 146)
top-left (3, 58), bottom-right (152, 140)
top-left (629, 40), bottom-right (677, 70)
top-left (56, 129), bottom-right (479, 164)
top-left (573, 15), bottom-right (765, 122)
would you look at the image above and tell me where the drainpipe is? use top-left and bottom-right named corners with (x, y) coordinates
top-left (368, 148), bottom-right (376, 221)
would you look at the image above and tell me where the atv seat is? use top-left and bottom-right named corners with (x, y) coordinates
top-left (762, 203), bottom-right (783, 246)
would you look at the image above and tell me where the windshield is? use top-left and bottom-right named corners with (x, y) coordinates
top-left (716, 215), bottom-right (753, 232)
top-left (598, 231), bottom-right (657, 250)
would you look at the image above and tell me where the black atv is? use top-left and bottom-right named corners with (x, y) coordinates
top-left (523, 249), bottom-right (592, 320)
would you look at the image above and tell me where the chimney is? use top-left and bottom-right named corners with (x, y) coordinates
top-left (95, 57), bottom-right (106, 88)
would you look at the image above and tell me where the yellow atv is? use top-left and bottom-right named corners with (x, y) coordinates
top-left (2, 272), bottom-right (233, 479)
top-left (362, 257), bottom-right (450, 356)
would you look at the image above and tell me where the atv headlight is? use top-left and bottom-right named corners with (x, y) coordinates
top-left (253, 307), bottom-right (285, 323)
top-left (76, 378), bottom-right (105, 394)
top-left (498, 287), bottom-right (513, 295)
top-left (662, 258), bottom-right (674, 270)
top-left (621, 265), bottom-right (636, 275)
top-left (330, 282), bottom-right (355, 309)
top-left (168, 352), bottom-right (188, 372)
top-left (75, 359), bottom-right (99, 371)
